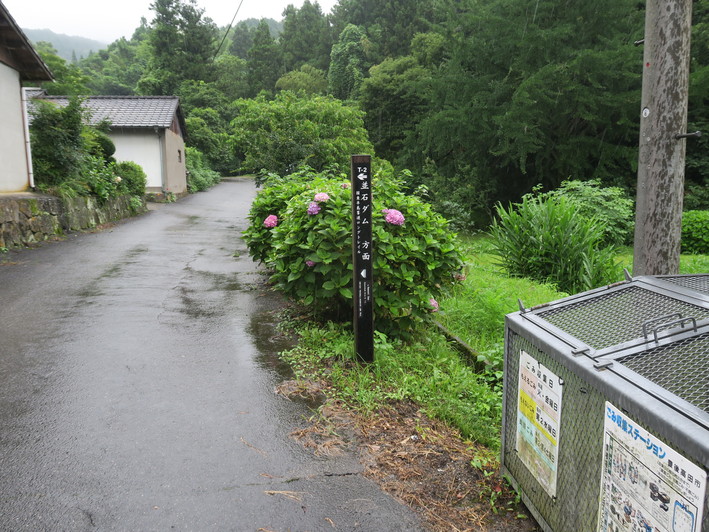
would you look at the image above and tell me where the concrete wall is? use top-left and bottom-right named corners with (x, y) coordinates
top-left (163, 128), bottom-right (187, 195)
top-left (0, 65), bottom-right (30, 193)
top-left (110, 130), bottom-right (163, 191)
top-left (0, 194), bottom-right (146, 249)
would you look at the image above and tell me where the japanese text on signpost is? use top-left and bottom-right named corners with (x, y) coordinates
top-left (351, 155), bottom-right (373, 362)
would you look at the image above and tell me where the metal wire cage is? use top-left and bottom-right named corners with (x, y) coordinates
top-left (502, 275), bottom-right (709, 532)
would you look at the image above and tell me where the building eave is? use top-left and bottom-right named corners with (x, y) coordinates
top-left (0, 1), bottom-right (53, 81)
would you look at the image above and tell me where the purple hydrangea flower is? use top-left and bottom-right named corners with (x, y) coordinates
top-left (314, 192), bottom-right (330, 202)
top-left (341, 183), bottom-right (350, 189)
top-left (383, 208), bottom-right (405, 226)
top-left (307, 202), bottom-right (321, 215)
top-left (306, 260), bottom-right (316, 267)
top-left (429, 298), bottom-right (439, 312)
top-left (263, 214), bottom-right (278, 228)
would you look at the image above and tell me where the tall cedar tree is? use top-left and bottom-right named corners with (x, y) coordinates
top-left (331, 0), bottom-right (441, 62)
top-left (142, 0), bottom-right (218, 95)
top-left (247, 20), bottom-right (284, 95)
top-left (328, 24), bottom-right (368, 100)
top-left (412, 0), bottom-right (644, 206)
top-left (229, 21), bottom-right (255, 60)
top-left (280, 1), bottom-right (333, 72)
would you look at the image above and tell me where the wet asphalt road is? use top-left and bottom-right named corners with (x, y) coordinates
top-left (0, 178), bottom-right (422, 531)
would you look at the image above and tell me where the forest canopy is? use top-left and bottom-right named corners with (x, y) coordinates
top-left (34, 0), bottom-right (709, 228)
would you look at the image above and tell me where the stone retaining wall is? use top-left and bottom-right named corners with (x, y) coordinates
top-left (0, 193), bottom-right (146, 249)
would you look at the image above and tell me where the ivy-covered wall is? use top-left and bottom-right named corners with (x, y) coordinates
top-left (0, 194), bottom-right (146, 248)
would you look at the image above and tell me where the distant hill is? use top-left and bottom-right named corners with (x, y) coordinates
top-left (23, 29), bottom-right (108, 62)
top-left (23, 18), bottom-right (283, 63)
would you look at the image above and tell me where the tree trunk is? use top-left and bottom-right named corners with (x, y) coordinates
top-left (633, 0), bottom-right (693, 276)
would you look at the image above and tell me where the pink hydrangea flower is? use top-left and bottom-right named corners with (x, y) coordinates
top-left (306, 260), bottom-right (316, 267)
top-left (263, 214), bottom-right (278, 228)
top-left (307, 202), bottom-right (321, 215)
top-left (383, 208), bottom-right (405, 226)
top-left (429, 298), bottom-right (439, 312)
top-left (314, 192), bottom-right (330, 202)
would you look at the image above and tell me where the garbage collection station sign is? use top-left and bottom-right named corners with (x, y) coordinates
top-left (597, 402), bottom-right (706, 532)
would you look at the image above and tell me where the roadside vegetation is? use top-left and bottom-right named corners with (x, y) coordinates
top-left (257, 220), bottom-right (708, 529)
top-left (29, 97), bottom-right (146, 210)
top-left (242, 151), bottom-right (708, 527)
top-left (273, 231), bottom-right (709, 446)
top-left (275, 241), bottom-right (565, 452)
top-left (184, 147), bottom-right (222, 192)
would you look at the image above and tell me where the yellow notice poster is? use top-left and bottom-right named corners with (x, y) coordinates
top-left (516, 350), bottom-right (563, 498)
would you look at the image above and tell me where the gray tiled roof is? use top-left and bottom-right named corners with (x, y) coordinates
top-left (37, 95), bottom-right (181, 129)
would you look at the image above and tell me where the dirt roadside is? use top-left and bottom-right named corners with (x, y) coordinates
top-left (277, 378), bottom-right (541, 532)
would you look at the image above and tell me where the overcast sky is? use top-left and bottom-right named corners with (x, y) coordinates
top-left (4, 0), bottom-right (339, 43)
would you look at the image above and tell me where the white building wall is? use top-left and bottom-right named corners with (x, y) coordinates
top-left (109, 130), bottom-right (163, 191)
top-left (0, 64), bottom-right (30, 192)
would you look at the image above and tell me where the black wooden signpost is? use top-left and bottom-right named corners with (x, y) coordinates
top-left (351, 155), bottom-right (374, 363)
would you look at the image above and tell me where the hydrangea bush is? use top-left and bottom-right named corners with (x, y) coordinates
top-left (244, 168), bottom-right (463, 336)
top-left (243, 169), bottom-right (335, 263)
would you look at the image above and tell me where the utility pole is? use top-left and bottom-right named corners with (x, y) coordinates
top-left (633, 0), bottom-right (694, 276)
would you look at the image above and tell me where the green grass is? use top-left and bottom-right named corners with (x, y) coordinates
top-left (435, 235), bottom-right (566, 374)
top-left (280, 322), bottom-right (505, 449)
top-left (278, 234), bottom-right (709, 452)
top-left (614, 246), bottom-right (709, 275)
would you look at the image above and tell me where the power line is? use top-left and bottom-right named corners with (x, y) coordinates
top-left (213, 0), bottom-right (245, 61)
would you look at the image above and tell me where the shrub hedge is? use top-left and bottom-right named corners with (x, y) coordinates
top-left (682, 210), bottom-right (709, 254)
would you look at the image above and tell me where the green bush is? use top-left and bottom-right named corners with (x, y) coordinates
top-left (682, 210), bottom-right (709, 254)
top-left (114, 161), bottom-right (147, 197)
top-left (244, 169), bottom-right (463, 336)
top-left (83, 128), bottom-right (116, 163)
top-left (490, 194), bottom-right (621, 294)
top-left (186, 147), bottom-right (222, 192)
top-left (30, 96), bottom-right (131, 204)
top-left (183, 107), bottom-right (238, 176)
top-left (230, 91), bottom-right (374, 176)
top-left (684, 179), bottom-right (709, 211)
top-left (536, 179), bottom-right (635, 246)
top-left (30, 97), bottom-right (85, 186)
top-left (84, 156), bottom-right (120, 203)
